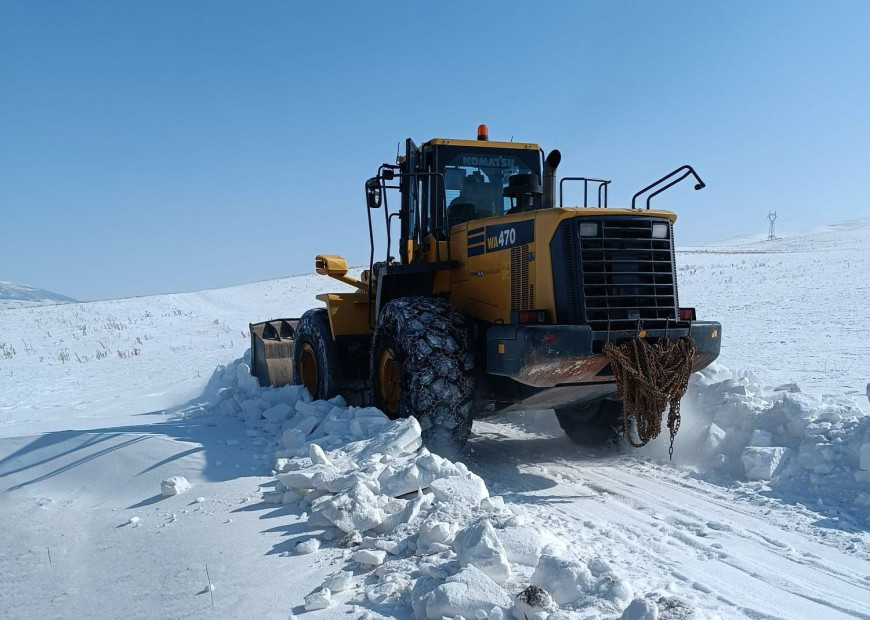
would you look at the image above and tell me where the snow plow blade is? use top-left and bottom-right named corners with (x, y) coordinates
top-left (249, 319), bottom-right (299, 388)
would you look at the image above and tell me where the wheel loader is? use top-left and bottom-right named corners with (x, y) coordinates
top-left (250, 125), bottom-right (721, 458)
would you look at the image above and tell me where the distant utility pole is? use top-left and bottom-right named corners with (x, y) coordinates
top-left (767, 211), bottom-right (777, 241)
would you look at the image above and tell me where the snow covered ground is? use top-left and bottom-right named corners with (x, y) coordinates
top-left (1, 220), bottom-right (868, 619)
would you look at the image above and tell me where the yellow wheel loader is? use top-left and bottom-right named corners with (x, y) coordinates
top-left (251, 126), bottom-right (721, 458)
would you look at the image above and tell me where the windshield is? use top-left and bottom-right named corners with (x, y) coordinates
top-left (439, 146), bottom-right (541, 219)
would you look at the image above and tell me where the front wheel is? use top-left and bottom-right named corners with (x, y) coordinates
top-left (293, 308), bottom-right (340, 401)
top-left (555, 399), bottom-right (623, 447)
top-left (371, 297), bottom-right (475, 459)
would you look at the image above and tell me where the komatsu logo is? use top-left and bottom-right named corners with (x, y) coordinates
top-left (462, 155), bottom-right (515, 168)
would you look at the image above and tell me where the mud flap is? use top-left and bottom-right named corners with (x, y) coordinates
top-left (249, 319), bottom-right (299, 387)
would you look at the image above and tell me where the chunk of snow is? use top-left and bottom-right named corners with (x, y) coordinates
top-left (620, 598), bottom-right (659, 620)
top-left (277, 463), bottom-right (342, 491)
top-left (741, 447), bottom-right (788, 480)
top-left (262, 402), bottom-right (292, 422)
top-left (429, 473), bottom-right (489, 506)
top-left (353, 548), bottom-right (387, 567)
top-left (304, 588), bottom-right (332, 611)
top-left (322, 570), bottom-right (353, 593)
top-left (749, 429), bottom-right (773, 447)
top-left (309, 443), bottom-right (332, 466)
top-left (702, 423), bottom-right (727, 455)
top-left (859, 443), bottom-right (870, 471)
top-left (498, 525), bottom-right (567, 566)
top-left (420, 565), bottom-right (512, 620)
top-left (313, 482), bottom-right (385, 533)
top-left (160, 475), bottom-right (191, 497)
top-left (530, 555), bottom-right (593, 606)
top-left (417, 519), bottom-right (459, 551)
top-left (357, 417), bottom-right (423, 459)
top-left (453, 520), bottom-right (511, 584)
top-left (295, 538), bottom-right (320, 554)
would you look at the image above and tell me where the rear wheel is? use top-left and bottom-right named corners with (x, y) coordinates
top-left (293, 308), bottom-right (340, 401)
top-left (555, 399), bottom-right (623, 446)
top-left (371, 297), bottom-right (475, 459)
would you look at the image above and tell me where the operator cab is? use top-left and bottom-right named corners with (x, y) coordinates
top-left (399, 132), bottom-right (544, 256)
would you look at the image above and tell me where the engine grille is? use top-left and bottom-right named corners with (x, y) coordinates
top-left (510, 244), bottom-right (533, 310)
top-left (577, 217), bottom-right (677, 331)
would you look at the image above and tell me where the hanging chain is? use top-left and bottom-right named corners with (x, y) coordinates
top-left (603, 336), bottom-right (697, 459)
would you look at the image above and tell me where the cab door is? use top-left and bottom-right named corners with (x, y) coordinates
top-left (400, 138), bottom-right (419, 264)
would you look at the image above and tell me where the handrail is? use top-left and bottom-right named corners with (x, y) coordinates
top-left (559, 177), bottom-right (611, 208)
top-left (631, 165), bottom-right (705, 210)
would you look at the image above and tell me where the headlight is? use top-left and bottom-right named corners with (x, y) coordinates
top-left (652, 222), bottom-right (669, 239)
top-left (579, 222), bottom-right (598, 237)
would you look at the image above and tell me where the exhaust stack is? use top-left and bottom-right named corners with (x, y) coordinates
top-left (542, 149), bottom-right (561, 209)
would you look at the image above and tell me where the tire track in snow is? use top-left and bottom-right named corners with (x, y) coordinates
top-left (467, 419), bottom-right (870, 619)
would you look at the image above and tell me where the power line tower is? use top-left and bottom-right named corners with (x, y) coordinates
top-left (767, 211), bottom-right (777, 241)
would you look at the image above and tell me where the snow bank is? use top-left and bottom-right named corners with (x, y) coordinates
top-left (202, 356), bottom-right (658, 618)
top-left (659, 362), bottom-right (870, 525)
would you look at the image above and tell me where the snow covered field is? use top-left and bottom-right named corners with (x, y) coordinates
top-left (1, 220), bottom-right (868, 619)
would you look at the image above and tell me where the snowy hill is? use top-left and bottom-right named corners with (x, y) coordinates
top-left (1, 223), bottom-right (869, 619)
top-left (0, 280), bottom-right (77, 309)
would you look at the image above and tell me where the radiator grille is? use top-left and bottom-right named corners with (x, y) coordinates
top-left (578, 218), bottom-right (677, 330)
top-left (510, 244), bottom-right (532, 310)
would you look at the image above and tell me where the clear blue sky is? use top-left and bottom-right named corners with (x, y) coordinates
top-left (2, 1), bottom-right (868, 301)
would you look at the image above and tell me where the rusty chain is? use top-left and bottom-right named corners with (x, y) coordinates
top-left (602, 336), bottom-right (697, 459)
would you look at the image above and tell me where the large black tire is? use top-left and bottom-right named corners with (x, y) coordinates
top-left (555, 399), bottom-right (623, 447)
top-left (371, 297), bottom-right (475, 459)
top-left (293, 308), bottom-right (341, 401)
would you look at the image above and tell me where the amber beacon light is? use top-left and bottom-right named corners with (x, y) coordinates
top-left (477, 124), bottom-right (489, 141)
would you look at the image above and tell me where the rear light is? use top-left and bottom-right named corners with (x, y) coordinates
top-left (543, 333), bottom-right (557, 344)
top-left (652, 222), bottom-right (669, 239)
top-left (517, 310), bottom-right (547, 324)
top-left (679, 307), bottom-right (696, 321)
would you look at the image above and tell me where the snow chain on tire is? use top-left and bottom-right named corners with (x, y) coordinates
top-left (602, 336), bottom-right (696, 458)
top-left (371, 297), bottom-right (475, 459)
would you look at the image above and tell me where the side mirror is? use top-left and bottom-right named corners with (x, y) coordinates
top-left (365, 178), bottom-right (382, 209)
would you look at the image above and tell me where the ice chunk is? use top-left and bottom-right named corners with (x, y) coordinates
top-left (295, 538), bottom-right (320, 554)
top-left (353, 548), bottom-right (387, 566)
top-left (498, 525), bottom-right (568, 566)
top-left (859, 442), bottom-right (870, 471)
top-left (309, 443), bottom-right (332, 466)
top-left (277, 463), bottom-right (342, 491)
top-left (453, 520), bottom-right (511, 584)
top-left (282, 490), bottom-right (303, 504)
top-left (160, 475), bottom-right (191, 497)
top-left (749, 429), bottom-right (773, 447)
top-left (741, 447), bottom-right (788, 480)
top-left (703, 423), bottom-right (727, 453)
top-left (620, 598), bottom-right (659, 620)
top-left (430, 473), bottom-right (489, 506)
top-left (358, 417), bottom-right (423, 459)
top-left (375, 490), bottom-right (433, 534)
top-left (312, 482), bottom-right (385, 533)
top-left (531, 555), bottom-right (594, 606)
top-left (282, 428), bottom-right (306, 449)
top-left (322, 570), bottom-right (353, 592)
top-left (421, 565), bottom-right (512, 620)
top-left (262, 402), bottom-right (292, 422)
top-left (418, 519), bottom-right (459, 551)
top-left (304, 588), bottom-right (332, 611)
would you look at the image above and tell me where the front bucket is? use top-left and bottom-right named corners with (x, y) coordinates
top-left (249, 318), bottom-right (299, 388)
